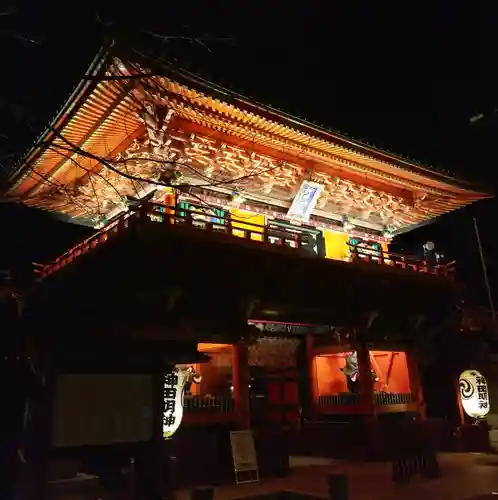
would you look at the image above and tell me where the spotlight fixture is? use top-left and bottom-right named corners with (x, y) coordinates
top-left (231, 191), bottom-right (245, 204)
top-left (423, 241), bottom-right (435, 252)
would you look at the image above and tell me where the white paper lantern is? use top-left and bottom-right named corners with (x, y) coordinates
top-left (459, 369), bottom-right (490, 419)
top-left (163, 366), bottom-right (191, 439)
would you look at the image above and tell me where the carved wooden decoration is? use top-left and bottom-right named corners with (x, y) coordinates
top-left (248, 337), bottom-right (300, 369)
top-left (71, 109), bottom-right (419, 230)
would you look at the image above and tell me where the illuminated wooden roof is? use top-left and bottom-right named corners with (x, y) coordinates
top-left (6, 46), bottom-right (490, 235)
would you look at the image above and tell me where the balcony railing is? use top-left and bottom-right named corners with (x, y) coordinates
top-left (35, 202), bottom-right (454, 279)
top-left (318, 392), bottom-right (413, 407)
top-left (183, 396), bottom-right (235, 413)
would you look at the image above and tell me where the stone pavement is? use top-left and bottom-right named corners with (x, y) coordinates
top-left (174, 454), bottom-right (498, 500)
top-left (14, 453), bottom-right (498, 499)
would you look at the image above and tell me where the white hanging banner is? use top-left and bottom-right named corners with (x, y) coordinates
top-left (287, 180), bottom-right (324, 222)
top-left (459, 369), bottom-right (490, 419)
top-left (163, 366), bottom-right (191, 439)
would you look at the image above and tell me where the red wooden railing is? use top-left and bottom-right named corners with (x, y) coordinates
top-left (34, 202), bottom-right (455, 279)
top-left (347, 243), bottom-right (454, 277)
top-left (36, 211), bottom-right (136, 278)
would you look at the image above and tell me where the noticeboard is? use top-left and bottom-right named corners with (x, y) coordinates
top-left (52, 374), bottom-right (152, 447)
top-left (229, 430), bottom-right (259, 484)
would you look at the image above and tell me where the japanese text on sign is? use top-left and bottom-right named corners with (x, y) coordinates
top-left (459, 369), bottom-right (490, 419)
top-left (163, 367), bottom-right (190, 439)
top-left (475, 375), bottom-right (488, 410)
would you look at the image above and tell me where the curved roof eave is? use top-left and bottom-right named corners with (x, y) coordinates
top-left (7, 41), bottom-right (491, 204)
top-left (7, 42), bottom-right (114, 191)
top-left (121, 50), bottom-right (490, 197)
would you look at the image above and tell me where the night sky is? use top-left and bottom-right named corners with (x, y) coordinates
top-left (1, 3), bottom-right (497, 305)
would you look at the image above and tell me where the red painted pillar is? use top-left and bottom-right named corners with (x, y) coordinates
top-left (305, 335), bottom-right (318, 420)
top-left (357, 342), bottom-right (375, 415)
top-left (407, 351), bottom-right (426, 420)
top-left (232, 342), bottom-right (251, 429)
top-left (357, 341), bottom-right (379, 456)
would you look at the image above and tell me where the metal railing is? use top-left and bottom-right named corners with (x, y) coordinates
top-left (34, 201), bottom-right (454, 279)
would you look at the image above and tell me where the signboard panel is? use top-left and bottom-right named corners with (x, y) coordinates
top-left (52, 374), bottom-right (152, 447)
top-left (229, 430), bottom-right (259, 484)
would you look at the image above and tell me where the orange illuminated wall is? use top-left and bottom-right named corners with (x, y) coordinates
top-left (230, 209), bottom-right (265, 241)
top-left (196, 343), bottom-right (233, 397)
top-left (323, 230), bottom-right (349, 261)
top-left (322, 230), bottom-right (389, 263)
top-left (314, 353), bottom-right (349, 396)
top-left (313, 350), bottom-right (411, 397)
top-left (371, 351), bottom-right (410, 393)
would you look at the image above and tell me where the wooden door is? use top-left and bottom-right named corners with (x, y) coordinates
top-left (266, 370), bottom-right (300, 425)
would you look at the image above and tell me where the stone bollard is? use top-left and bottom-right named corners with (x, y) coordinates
top-left (328, 473), bottom-right (348, 500)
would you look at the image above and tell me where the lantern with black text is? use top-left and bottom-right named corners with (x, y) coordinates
top-left (163, 366), bottom-right (190, 439)
top-left (459, 370), bottom-right (490, 419)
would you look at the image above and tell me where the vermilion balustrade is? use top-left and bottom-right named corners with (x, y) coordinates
top-left (34, 202), bottom-right (454, 280)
